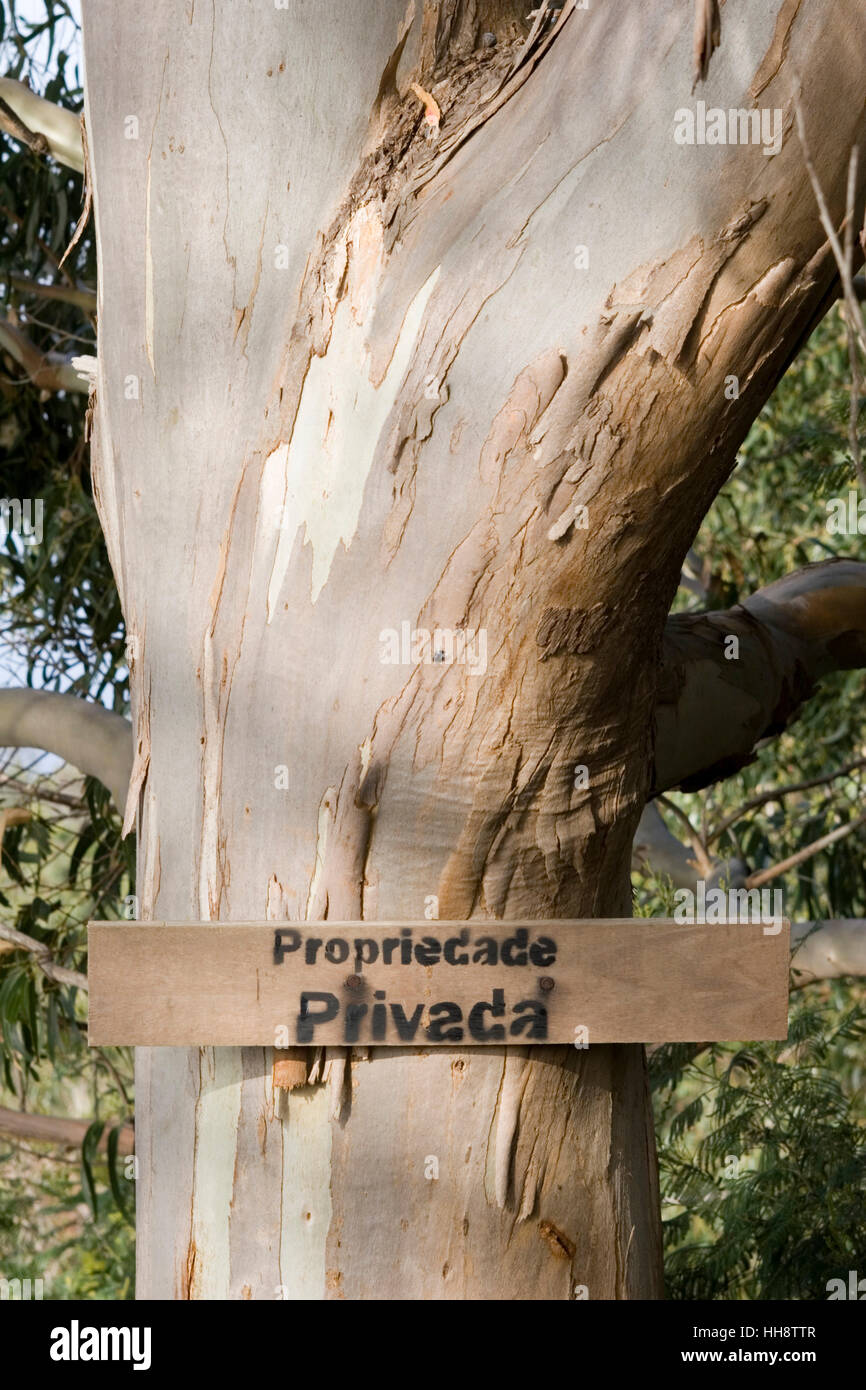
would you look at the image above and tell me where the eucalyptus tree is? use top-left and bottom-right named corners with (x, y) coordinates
top-left (2, 0), bottom-right (865, 1300)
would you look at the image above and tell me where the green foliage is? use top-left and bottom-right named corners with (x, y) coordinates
top-left (1, 0), bottom-right (123, 703)
top-left (0, 760), bottom-right (135, 1262)
top-left (642, 306), bottom-right (866, 927)
top-left (653, 988), bottom-right (866, 1300)
top-left (639, 304), bottom-right (866, 1299)
top-left (1, 1), bottom-right (133, 1293)
top-left (0, 1136), bottom-right (134, 1298)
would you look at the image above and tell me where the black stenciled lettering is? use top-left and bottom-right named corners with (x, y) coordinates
top-left (415, 936), bottom-right (441, 965)
top-left (529, 936), bottom-right (557, 967)
top-left (372, 989), bottom-right (387, 1040)
top-left (354, 938), bottom-right (379, 969)
top-left (344, 1002), bottom-right (368, 1042)
top-left (382, 937), bottom-right (400, 963)
top-left (510, 1000), bottom-right (547, 1039)
top-left (296, 991), bottom-right (339, 1042)
top-left (305, 937), bottom-right (323, 964)
top-left (400, 928), bottom-right (413, 964)
top-left (472, 936), bottom-right (498, 965)
top-left (426, 1002), bottom-right (463, 1042)
top-left (390, 1002), bottom-right (424, 1040)
top-left (501, 928), bottom-right (528, 966)
top-left (324, 937), bottom-right (350, 964)
top-left (273, 929), bottom-right (300, 964)
top-left (443, 929), bottom-right (470, 964)
top-left (468, 988), bottom-right (505, 1041)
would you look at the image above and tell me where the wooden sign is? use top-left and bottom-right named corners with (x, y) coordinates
top-left (87, 919), bottom-right (790, 1046)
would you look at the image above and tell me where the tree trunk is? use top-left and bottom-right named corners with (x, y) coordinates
top-left (81, 0), bottom-right (866, 1298)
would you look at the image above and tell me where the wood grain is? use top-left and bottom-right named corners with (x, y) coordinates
top-left (87, 919), bottom-right (790, 1046)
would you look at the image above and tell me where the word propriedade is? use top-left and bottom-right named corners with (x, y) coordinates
top-left (273, 926), bottom-right (558, 1044)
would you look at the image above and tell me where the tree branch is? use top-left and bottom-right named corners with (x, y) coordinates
top-left (842, 146), bottom-right (866, 490)
top-left (791, 919), bottom-right (866, 986)
top-left (0, 1105), bottom-right (133, 1153)
top-left (0, 318), bottom-right (90, 393)
top-left (632, 802), bottom-right (747, 889)
top-left (0, 770), bottom-right (85, 810)
top-left (706, 757), bottom-right (866, 846)
top-left (8, 273), bottom-right (97, 314)
top-left (745, 810), bottom-right (866, 889)
top-left (655, 792), bottom-right (714, 877)
top-left (0, 202), bottom-right (85, 290)
top-left (0, 689), bottom-right (132, 812)
top-left (0, 77), bottom-right (84, 172)
top-left (0, 91), bottom-right (50, 158)
top-left (0, 920), bottom-right (87, 990)
top-left (796, 105), bottom-right (866, 359)
top-left (633, 813), bottom-right (866, 986)
top-left (0, 805), bottom-right (29, 840)
top-left (653, 559), bottom-right (866, 796)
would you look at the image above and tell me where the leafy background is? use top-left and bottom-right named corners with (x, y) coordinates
top-left (638, 309), bottom-right (866, 1299)
top-left (0, 0), bottom-right (863, 1300)
top-left (1, 0), bottom-right (132, 1298)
